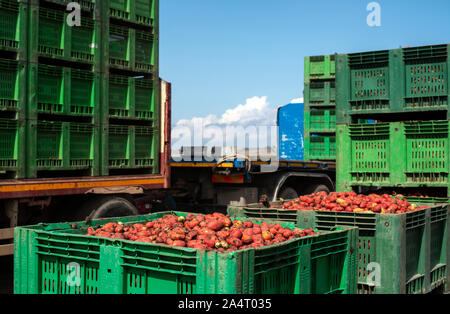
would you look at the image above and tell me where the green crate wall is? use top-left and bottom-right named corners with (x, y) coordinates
top-left (336, 44), bottom-right (450, 124)
top-left (0, 0), bottom-right (28, 59)
top-left (0, 59), bottom-right (27, 119)
top-left (108, 22), bottom-right (157, 73)
top-left (101, 124), bottom-right (158, 174)
top-left (228, 203), bottom-right (450, 294)
top-left (336, 121), bottom-right (450, 193)
top-left (14, 211), bottom-right (357, 294)
top-left (28, 4), bottom-right (103, 66)
top-left (25, 120), bottom-right (100, 177)
top-left (0, 119), bottom-right (26, 178)
top-left (305, 55), bottom-right (336, 83)
top-left (304, 134), bottom-right (336, 161)
top-left (27, 63), bottom-right (101, 121)
top-left (106, 73), bottom-right (157, 120)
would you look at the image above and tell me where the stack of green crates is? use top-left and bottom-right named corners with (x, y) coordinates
top-left (304, 55), bottom-right (336, 160)
top-left (0, 0), bottom-right (160, 179)
top-left (336, 44), bottom-right (450, 197)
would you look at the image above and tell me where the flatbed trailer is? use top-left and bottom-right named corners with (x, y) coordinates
top-left (170, 157), bottom-right (335, 208)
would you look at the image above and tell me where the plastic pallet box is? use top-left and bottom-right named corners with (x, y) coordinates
top-left (227, 202), bottom-right (450, 294)
top-left (0, 119), bottom-right (26, 178)
top-left (0, 0), bottom-right (28, 59)
top-left (26, 120), bottom-right (100, 178)
top-left (101, 124), bottom-right (158, 175)
top-left (28, 5), bottom-right (102, 65)
top-left (28, 63), bottom-right (101, 121)
top-left (108, 0), bottom-right (158, 27)
top-left (304, 80), bottom-right (336, 107)
top-left (304, 134), bottom-right (336, 161)
top-left (304, 55), bottom-right (336, 83)
top-left (106, 74), bottom-right (157, 121)
top-left (0, 58), bottom-right (27, 119)
top-left (336, 44), bottom-right (450, 123)
top-left (14, 211), bottom-right (358, 294)
top-left (336, 121), bottom-right (450, 193)
top-left (108, 23), bottom-right (157, 73)
top-left (304, 107), bottom-right (336, 134)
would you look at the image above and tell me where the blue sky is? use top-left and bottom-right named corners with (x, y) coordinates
top-left (159, 0), bottom-right (450, 126)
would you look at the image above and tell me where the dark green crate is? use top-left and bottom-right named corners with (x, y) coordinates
top-left (106, 74), bottom-right (156, 120)
top-left (29, 63), bottom-right (100, 120)
top-left (228, 203), bottom-right (449, 294)
top-left (109, 0), bottom-right (157, 27)
top-left (0, 0), bottom-right (27, 57)
top-left (336, 121), bottom-right (450, 192)
top-left (29, 5), bottom-right (102, 65)
top-left (304, 81), bottom-right (335, 107)
top-left (0, 119), bottom-right (25, 178)
top-left (108, 74), bottom-right (131, 118)
top-left (304, 107), bottom-right (336, 134)
top-left (0, 59), bottom-right (26, 116)
top-left (27, 120), bottom-right (99, 176)
top-left (14, 211), bottom-right (357, 294)
top-left (304, 134), bottom-right (336, 161)
top-left (36, 64), bottom-right (64, 114)
top-left (135, 78), bottom-right (155, 119)
top-left (106, 124), bottom-right (156, 170)
top-left (108, 23), bottom-right (156, 73)
top-left (336, 44), bottom-right (450, 123)
top-left (304, 55), bottom-right (335, 82)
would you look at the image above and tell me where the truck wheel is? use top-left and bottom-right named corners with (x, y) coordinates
top-left (305, 184), bottom-right (330, 195)
top-left (278, 187), bottom-right (298, 200)
top-left (75, 196), bottom-right (139, 221)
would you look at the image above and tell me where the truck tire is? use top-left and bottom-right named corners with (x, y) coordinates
top-left (278, 187), bottom-right (298, 200)
top-left (304, 184), bottom-right (330, 195)
top-left (74, 196), bottom-right (139, 221)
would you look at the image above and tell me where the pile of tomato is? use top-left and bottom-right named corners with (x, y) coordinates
top-left (280, 191), bottom-right (429, 214)
top-left (86, 212), bottom-right (318, 251)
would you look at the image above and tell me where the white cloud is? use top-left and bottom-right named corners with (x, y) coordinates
top-left (290, 97), bottom-right (304, 104)
top-left (172, 96), bottom-right (278, 153)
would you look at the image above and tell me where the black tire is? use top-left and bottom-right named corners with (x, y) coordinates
top-left (304, 184), bottom-right (330, 195)
top-left (73, 196), bottom-right (139, 221)
top-left (278, 187), bottom-right (298, 200)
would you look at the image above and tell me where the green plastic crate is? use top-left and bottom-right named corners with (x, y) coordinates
top-left (39, 0), bottom-right (96, 12)
top-left (304, 55), bottom-right (336, 82)
top-left (26, 121), bottom-right (99, 176)
top-left (336, 44), bottom-right (450, 123)
top-left (135, 78), bottom-right (155, 119)
top-left (14, 211), bottom-right (357, 294)
top-left (0, 0), bottom-right (27, 57)
top-left (228, 203), bottom-right (450, 294)
top-left (108, 74), bottom-right (131, 118)
top-left (106, 124), bottom-right (156, 170)
top-left (304, 107), bottom-right (336, 134)
top-left (29, 5), bottom-right (102, 64)
top-left (109, 0), bottom-right (156, 27)
top-left (109, 24), bottom-right (156, 73)
top-left (29, 64), bottom-right (100, 120)
top-left (0, 59), bottom-right (26, 116)
top-left (304, 81), bottom-right (335, 107)
top-left (106, 74), bottom-right (156, 120)
top-left (0, 119), bottom-right (25, 178)
top-left (304, 134), bottom-right (336, 161)
top-left (336, 121), bottom-right (450, 192)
